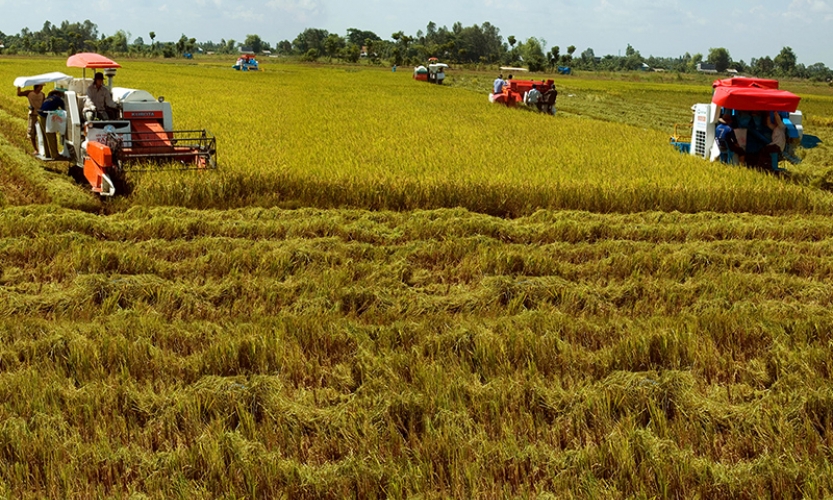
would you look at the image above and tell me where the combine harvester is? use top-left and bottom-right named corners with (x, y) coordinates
top-left (489, 67), bottom-right (553, 107)
top-left (671, 77), bottom-right (804, 171)
top-left (233, 54), bottom-right (259, 71)
top-left (14, 53), bottom-right (217, 196)
top-left (413, 58), bottom-right (448, 84)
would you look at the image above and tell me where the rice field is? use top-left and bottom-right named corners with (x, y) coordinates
top-left (1, 56), bottom-right (833, 498)
top-left (4, 56), bottom-right (832, 215)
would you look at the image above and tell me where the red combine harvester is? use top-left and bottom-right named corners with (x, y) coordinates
top-left (489, 67), bottom-right (553, 107)
top-left (29, 53), bottom-right (217, 196)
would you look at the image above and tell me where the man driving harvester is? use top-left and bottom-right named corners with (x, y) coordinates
top-left (84, 72), bottom-right (120, 121)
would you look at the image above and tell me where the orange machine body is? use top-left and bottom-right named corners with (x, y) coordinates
top-left (83, 141), bottom-right (113, 194)
top-left (492, 78), bottom-right (555, 107)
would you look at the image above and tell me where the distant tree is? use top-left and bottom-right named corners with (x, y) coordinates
top-left (751, 56), bottom-right (775, 75)
top-left (559, 45), bottom-right (576, 67)
top-left (507, 36), bottom-right (516, 48)
top-left (244, 34), bottom-right (264, 54)
top-left (346, 28), bottom-right (379, 47)
top-left (774, 46), bottom-right (797, 76)
top-left (806, 62), bottom-right (832, 82)
top-left (132, 36), bottom-right (145, 55)
top-left (707, 47), bottom-right (731, 72)
top-left (341, 44), bottom-right (361, 63)
top-left (520, 37), bottom-right (547, 72)
top-left (687, 52), bottom-right (703, 72)
top-left (580, 47), bottom-right (596, 69)
top-left (324, 33), bottom-right (345, 60)
top-left (301, 47), bottom-right (319, 62)
top-left (293, 28), bottom-right (328, 53)
top-left (276, 40), bottom-right (292, 55)
top-left (149, 31), bottom-right (155, 50)
top-left (176, 34), bottom-right (188, 55)
top-left (365, 38), bottom-right (385, 62)
top-left (111, 30), bottom-right (129, 53)
top-left (426, 21), bottom-right (437, 40)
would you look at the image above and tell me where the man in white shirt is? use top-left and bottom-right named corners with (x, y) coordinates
top-left (525, 84), bottom-right (542, 111)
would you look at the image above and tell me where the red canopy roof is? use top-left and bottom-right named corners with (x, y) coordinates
top-left (712, 77), bottom-right (779, 89)
top-left (66, 53), bottom-right (121, 69)
top-left (712, 86), bottom-right (800, 112)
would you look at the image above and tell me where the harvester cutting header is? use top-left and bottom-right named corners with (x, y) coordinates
top-left (14, 53), bottom-right (217, 196)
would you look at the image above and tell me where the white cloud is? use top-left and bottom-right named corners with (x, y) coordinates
top-left (225, 9), bottom-right (261, 22)
top-left (266, 0), bottom-right (324, 22)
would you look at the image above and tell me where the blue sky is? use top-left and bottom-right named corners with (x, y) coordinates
top-left (1, 0), bottom-right (831, 66)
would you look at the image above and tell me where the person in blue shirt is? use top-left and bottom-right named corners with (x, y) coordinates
top-left (38, 90), bottom-right (65, 117)
top-left (714, 112), bottom-right (744, 163)
top-left (37, 90), bottom-right (67, 159)
top-left (493, 74), bottom-right (506, 94)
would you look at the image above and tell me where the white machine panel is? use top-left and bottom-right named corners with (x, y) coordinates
top-left (690, 103), bottom-right (717, 159)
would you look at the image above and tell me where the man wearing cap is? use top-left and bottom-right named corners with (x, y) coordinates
top-left (84, 72), bottom-right (119, 121)
top-left (16, 84), bottom-right (45, 155)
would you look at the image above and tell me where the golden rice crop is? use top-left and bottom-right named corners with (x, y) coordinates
top-left (2, 205), bottom-right (833, 497)
top-left (3, 58), bottom-right (833, 498)
top-left (2, 57), bottom-right (832, 215)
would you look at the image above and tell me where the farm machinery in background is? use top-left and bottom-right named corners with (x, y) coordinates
top-left (489, 67), bottom-right (554, 107)
top-left (670, 77), bottom-right (813, 171)
top-left (233, 54), bottom-right (260, 71)
top-left (14, 53), bottom-right (217, 196)
top-left (413, 58), bottom-right (448, 84)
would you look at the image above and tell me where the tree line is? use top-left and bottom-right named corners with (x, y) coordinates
top-left (1, 19), bottom-right (831, 82)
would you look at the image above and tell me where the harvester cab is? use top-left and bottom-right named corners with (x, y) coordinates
top-left (49, 52), bottom-right (216, 196)
top-left (672, 77), bottom-right (804, 171)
